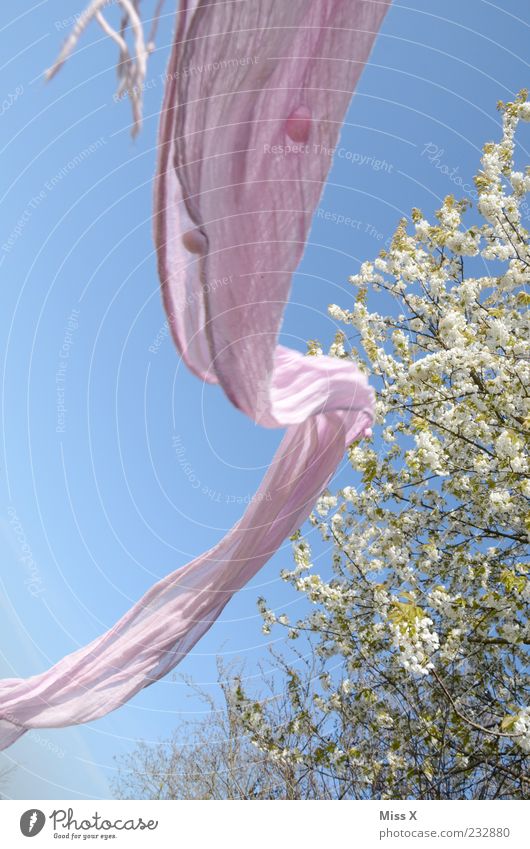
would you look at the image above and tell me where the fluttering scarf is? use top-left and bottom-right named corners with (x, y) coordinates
top-left (0, 0), bottom-right (389, 749)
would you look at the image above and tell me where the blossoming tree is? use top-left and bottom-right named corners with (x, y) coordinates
top-left (233, 93), bottom-right (530, 799)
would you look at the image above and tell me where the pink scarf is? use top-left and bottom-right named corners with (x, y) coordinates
top-left (0, 0), bottom-right (389, 749)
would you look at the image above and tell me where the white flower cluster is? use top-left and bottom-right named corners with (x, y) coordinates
top-left (389, 613), bottom-right (440, 676)
top-left (512, 709), bottom-right (530, 754)
top-left (315, 490), bottom-right (338, 516)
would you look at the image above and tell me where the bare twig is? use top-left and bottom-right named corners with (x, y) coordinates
top-left (433, 669), bottom-right (527, 743)
top-left (45, 0), bottom-right (165, 136)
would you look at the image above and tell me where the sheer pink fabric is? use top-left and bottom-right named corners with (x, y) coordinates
top-left (0, 0), bottom-right (389, 749)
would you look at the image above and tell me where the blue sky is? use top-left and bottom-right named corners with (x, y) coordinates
top-left (0, 0), bottom-right (529, 799)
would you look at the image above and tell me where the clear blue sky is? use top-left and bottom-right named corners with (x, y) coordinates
top-left (0, 0), bottom-right (529, 799)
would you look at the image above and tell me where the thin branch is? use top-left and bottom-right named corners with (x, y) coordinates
top-left (45, 0), bottom-right (159, 136)
top-left (432, 669), bottom-right (528, 743)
